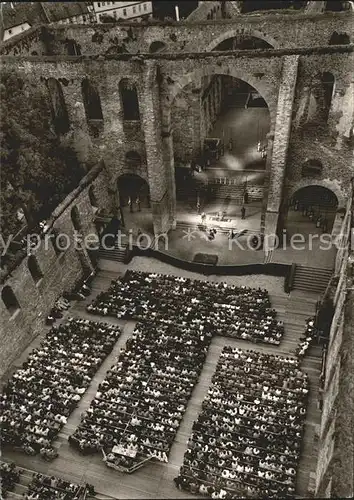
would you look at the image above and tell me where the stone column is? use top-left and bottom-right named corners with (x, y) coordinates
top-left (191, 84), bottom-right (202, 157)
top-left (264, 55), bottom-right (299, 239)
top-left (59, 77), bottom-right (99, 168)
top-left (161, 127), bottom-right (177, 229)
top-left (141, 61), bottom-right (173, 235)
top-left (293, 85), bottom-right (311, 129)
top-left (330, 82), bottom-right (354, 149)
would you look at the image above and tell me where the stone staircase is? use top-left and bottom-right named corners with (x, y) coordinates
top-left (208, 181), bottom-right (264, 203)
top-left (98, 240), bottom-right (127, 262)
top-left (293, 265), bottom-right (333, 294)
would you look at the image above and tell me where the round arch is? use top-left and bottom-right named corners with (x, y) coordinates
top-left (117, 173), bottom-right (150, 208)
top-left (286, 182), bottom-right (342, 234)
top-left (166, 66), bottom-right (275, 125)
top-left (287, 179), bottom-right (344, 209)
top-left (204, 28), bottom-right (279, 52)
top-left (115, 167), bottom-right (149, 184)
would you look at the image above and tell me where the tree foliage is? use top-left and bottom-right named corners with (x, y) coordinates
top-left (0, 71), bottom-right (85, 240)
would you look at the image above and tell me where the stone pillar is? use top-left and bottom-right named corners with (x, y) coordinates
top-left (60, 79), bottom-right (89, 135)
top-left (141, 61), bottom-right (173, 235)
top-left (293, 85), bottom-right (311, 129)
top-left (161, 128), bottom-right (177, 229)
top-left (330, 82), bottom-right (354, 149)
top-left (191, 85), bottom-right (202, 157)
top-left (59, 78), bottom-right (98, 167)
top-left (265, 55), bottom-right (299, 239)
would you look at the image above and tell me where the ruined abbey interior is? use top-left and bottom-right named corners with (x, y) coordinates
top-left (0, 1), bottom-right (353, 499)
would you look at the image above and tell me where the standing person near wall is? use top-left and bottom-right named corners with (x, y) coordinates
top-left (128, 196), bottom-right (133, 213)
top-left (228, 138), bottom-right (233, 152)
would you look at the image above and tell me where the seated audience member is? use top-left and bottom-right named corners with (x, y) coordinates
top-left (70, 318), bottom-right (213, 464)
top-left (174, 347), bottom-right (308, 498)
top-left (87, 270), bottom-right (284, 345)
top-left (0, 462), bottom-right (20, 496)
top-left (0, 318), bottom-right (121, 454)
top-left (24, 471), bottom-right (95, 499)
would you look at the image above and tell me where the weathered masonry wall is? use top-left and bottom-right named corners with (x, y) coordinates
top-left (2, 46), bottom-right (352, 237)
top-left (281, 51), bottom-right (354, 221)
top-left (171, 75), bottom-right (224, 163)
top-left (0, 165), bottom-right (115, 379)
top-left (265, 55), bottom-right (299, 237)
top-left (315, 228), bottom-right (354, 498)
top-left (1, 12), bottom-right (353, 56)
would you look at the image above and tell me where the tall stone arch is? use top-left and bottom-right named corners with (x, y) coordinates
top-left (204, 28), bottom-right (279, 52)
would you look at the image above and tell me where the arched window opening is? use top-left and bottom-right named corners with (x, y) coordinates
top-left (81, 78), bottom-right (103, 121)
top-left (321, 72), bottom-right (335, 122)
top-left (119, 79), bottom-right (140, 121)
top-left (301, 159), bottom-right (323, 177)
top-left (71, 206), bottom-right (82, 232)
top-left (46, 78), bottom-right (70, 135)
top-left (149, 41), bottom-right (166, 53)
top-left (213, 36), bottom-right (273, 51)
top-left (329, 32), bottom-right (350, 45)
top-left (66, 38), bottom-right (81, 55)
top-left (28, 255), bottom-right (43, 284)
top-left (88, 185), bottom-right (98, 208)
top-left (1, 286), bottom-right (20, 316)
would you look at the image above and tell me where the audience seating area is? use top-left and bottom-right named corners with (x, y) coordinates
top-left (0, 268), bottom-right (314, 497)
top-left (0, 462), bottom-right (95, 499)
top-left (174, 347), bottom-right (309, 499)
top-left (25, 472), bottom-right (95, 499)
top-left (0, 318), bottom-right (121, 455)
top-left (0, 461), bottom-right (21, 498)
top-left (69, 318), bottom-right (213, 463)
top-left (87, 270), bottom-right (284, 345)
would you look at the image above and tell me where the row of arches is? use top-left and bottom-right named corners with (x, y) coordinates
top-left (73, 28), bottom-right (351, 59)
top-left (46, 77), bottom-right (141, 135)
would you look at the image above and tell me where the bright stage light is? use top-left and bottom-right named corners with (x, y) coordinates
top-left (220, 153), bottom-right (244, 171)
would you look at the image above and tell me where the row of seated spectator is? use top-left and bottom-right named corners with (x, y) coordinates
top-left (0, 461), bottom-right (21, 498)
top-left (174, 347), bottom-right (309, 499)
top-left (69, 318), bottom-right (213, 464)
top-left (87, 270), bottom-right (284, 345)
top-left (24, 472), bottom-right (95, 499)
top-left (0, 318), bottom-right (121, 456)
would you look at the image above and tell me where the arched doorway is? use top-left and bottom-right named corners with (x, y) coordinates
top-left (170, 72), bottom-right (271, 230)
top-left (117, 174), bottom-right (153, 234)
top-left (287, 185), bottom-right (338, 234)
